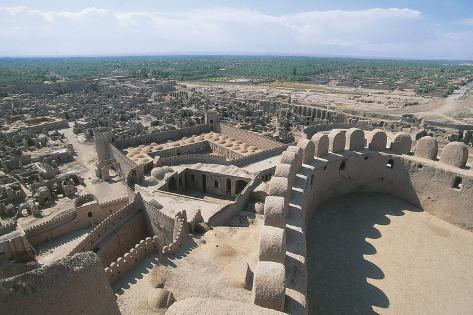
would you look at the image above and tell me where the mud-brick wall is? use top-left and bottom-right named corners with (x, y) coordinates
top-left (0, 252), bottom-right (120, 315)
top-left (96, 211), bottom-right (147, 267)
top-left (143, 201), bottom-right (175, 248)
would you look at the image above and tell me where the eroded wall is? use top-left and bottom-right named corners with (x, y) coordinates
top-left (0, 252), bottom-right (120, 315)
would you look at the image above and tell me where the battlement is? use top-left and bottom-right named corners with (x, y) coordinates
top-left (162, 210), bottom-right (188, 255)
top-left (104, 236), bottom-right (160, 284)
top-left (253, 128), bottom-right (473, 314)
top-left (104, 209), bottom-right (189, 283)
top-left (69, 195), bottom-right (140, 255)
top-left (24, 208), bottom-right (77, 235)
top-left (0, 221), bottom-right (17, 236)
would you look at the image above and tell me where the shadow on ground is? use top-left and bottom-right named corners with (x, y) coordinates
top-left (306, 192), bottom-right (422, 315)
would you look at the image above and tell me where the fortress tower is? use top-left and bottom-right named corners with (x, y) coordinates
top-left (205, 111), bottom-right (221, 132)
top-left (94, 130), bottom-right (113, 164)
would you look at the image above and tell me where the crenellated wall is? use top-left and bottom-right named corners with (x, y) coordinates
top-left (23, 194), bottom-right (128, 246)
top-left (96, 211), bottom-right (147, 267)
top-left (253, 127), bottom-right (473, 314)
top-left (104, 236), bottom-right (161, 284)
top-left (143, 200), bottom-right (176, 248)
top-left (69, 194), bottom-right (142, 256)
top-left (104, 210), bottom-right (189, 284)
top-left (162, 210), bottom-right (188, 255)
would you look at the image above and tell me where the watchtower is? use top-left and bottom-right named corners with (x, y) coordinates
top-left (205, 111), bottom-right (221, 132)
top-left (94, 130), bottom-right (113, 163)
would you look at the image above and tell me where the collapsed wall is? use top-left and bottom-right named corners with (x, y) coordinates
top-left (253, 128), bottom-right (473, 314)
top-left (0, 252), bottom-right (120, 315)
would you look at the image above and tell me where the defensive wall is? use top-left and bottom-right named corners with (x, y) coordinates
top-left (96, 210), bottom-right (147, 267)
top-left (59, 189), bottom-right (187, 285)
top-left (22, 194), bottom-right (128, 246)
top-left (143, 199), bottom-right (177, 248)
top-left (69, 193), bottom-right (142, 256)
top-left (0, 225), bottom-right (34, 262)
top-left (303, 123), bottom-right (376, 139)
top-left (110, 143), bottom-right (139, 183)
top-left (104, 210), bottom-right (188, 284)
top-left (231, 145), bottom-right (290, 167)
top-left (0, 251), bottom-right (120, 315)
top-left (252, 127), bottom-right (473, 314)
top-left (292, 104), bottom-right (410, 130)
top-left (423, 120), bottom-right (473, 131)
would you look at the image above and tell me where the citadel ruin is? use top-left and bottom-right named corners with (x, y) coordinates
top-left (0, 77), bottom-right (472, 314)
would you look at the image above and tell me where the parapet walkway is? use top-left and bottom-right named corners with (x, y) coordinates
top-left (285, 163), bottom-right (313, 314)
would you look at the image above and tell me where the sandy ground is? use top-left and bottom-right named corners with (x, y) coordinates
top-left (307, 192), bottom-right (473, 315)
top-left (185, 81), bottom-right (473, 125)
top-left (185, 81), bottom-right (444, 116)
top-left (414, 80), bottom-right (473, 124)
top-left (114, 212), bottom-right (262, 315)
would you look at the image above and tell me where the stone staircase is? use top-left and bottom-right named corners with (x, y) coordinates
top-left (285, 164), bottom-right (312, 314)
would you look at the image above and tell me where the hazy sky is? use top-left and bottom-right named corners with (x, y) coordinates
top-left (1, 0), bottom-right (473, 59)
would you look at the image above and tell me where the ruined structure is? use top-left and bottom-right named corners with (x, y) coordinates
top-left (0, 76), bottom-right (472, 315)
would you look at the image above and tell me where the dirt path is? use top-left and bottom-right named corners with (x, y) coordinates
top-left (62, 126), bottom-right (97, 186)
top-left (414, 81), bottom-right (473, 123)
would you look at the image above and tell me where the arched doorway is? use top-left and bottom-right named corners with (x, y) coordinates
top-left (235, 180), bottom-right (247, 195)
top-left (226, 178), bottom-right (232, 195)
top-left (202, 174), bottom-right (207, 193)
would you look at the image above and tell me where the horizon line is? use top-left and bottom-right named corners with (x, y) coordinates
top-left (0, 53), bottom-right (472, 63)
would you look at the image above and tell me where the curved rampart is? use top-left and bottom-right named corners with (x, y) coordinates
top-left (253, 128), bottom-right (473, 314)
